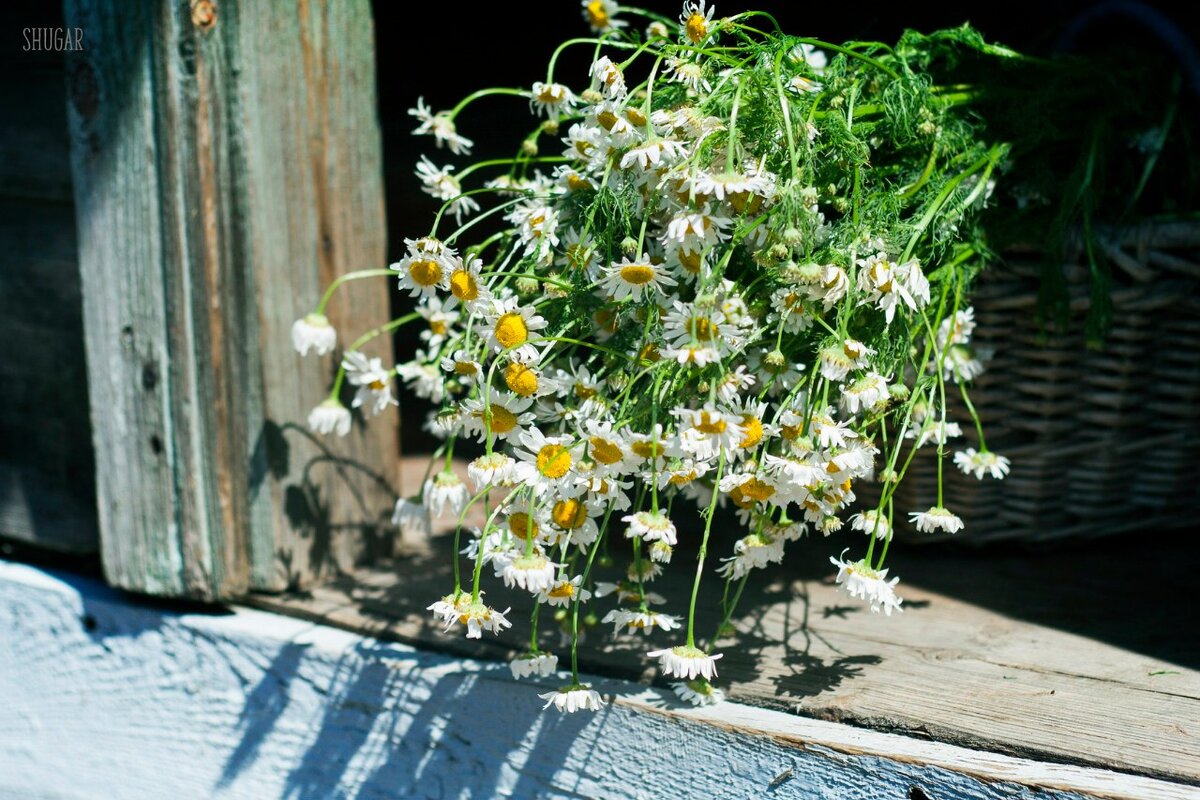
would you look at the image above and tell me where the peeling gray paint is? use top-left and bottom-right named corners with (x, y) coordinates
top-left (1, 562), bottom-right (1186, 800)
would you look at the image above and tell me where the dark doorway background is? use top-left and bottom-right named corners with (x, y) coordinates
top-left (374, 0), bottom-right (1198, 453)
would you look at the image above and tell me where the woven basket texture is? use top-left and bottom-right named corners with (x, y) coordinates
top-left (895, 221), bottom-right (1200, 543)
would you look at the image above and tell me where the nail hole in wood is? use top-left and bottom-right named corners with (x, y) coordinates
top-left (149, 435), bottom-right (163, 455)
top-left (141, 362), bottom-right (158, 391)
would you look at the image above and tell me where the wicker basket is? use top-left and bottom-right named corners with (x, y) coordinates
top-left (895, 221), bottom-right (1200, 544)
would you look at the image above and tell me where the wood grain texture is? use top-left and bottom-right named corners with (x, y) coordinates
top-left (6, 560), bottom-right (1193, 800)
top-left (63, 0), bottom-right (398, 599)
top-left (247, 463), bottom-right (1200, 787)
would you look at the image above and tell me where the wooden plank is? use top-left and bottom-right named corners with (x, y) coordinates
top-left (4, 560), bottom-right (1194, 800)
top-left (64, 0), bottom-right (397, 600)
top-left (248, 460), bottom-right (1200, 787)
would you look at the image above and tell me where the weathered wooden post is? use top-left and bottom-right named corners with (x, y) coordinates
top-left (64, 0), bottom-right (398, 600)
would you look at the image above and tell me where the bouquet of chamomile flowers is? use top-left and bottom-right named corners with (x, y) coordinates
top-left (293, 1), bottom-right (1013, 713)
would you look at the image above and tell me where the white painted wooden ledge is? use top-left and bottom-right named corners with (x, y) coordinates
top-left (1, 560), bottom-right (1194, 800)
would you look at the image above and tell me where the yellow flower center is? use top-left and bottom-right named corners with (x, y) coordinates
top-left (552, 498), bottom-right (588, 530)
top-left (730, 478), bottom-right (774, 508)
top-left (453, 360), bottom-right (477, 376)
top-left (566, 174), bottom-right (593, 192)
top-left (728, 190), bottom-right (762, 215)
top-left (739, 416), bottom-right (764, 448)
top-left (538, 86), bottom-right (562, 103)
top-left (781, 423), bottom-right (801, 440)
top-left (668, 470), bottom-right (697, 486)
top-left (450, 269), bottom-right (479, 301)
top-left (589, 436), bottom-right (623, 465)
top-left (694, 411), bottom-right (726, 435)
top-left (594, 308), bottom-right (618, 333)
top-left (638, 342), bottom-right (660, 362)
top-left (844, 341), bottom-right (865, 359)
top-left (536, 444), bottom-right (572, 479)
top-left (685, 12), bottom-right (708, 42)
top-left (504, 362), bottom-right (539, 396)
top-left (596, 110), bottom-right (619, 131)
top-left (689, 316), bottom-right (717, 341)
top-left (409, 258), bottom-right (442, 287)
top-left (508, 512), bottom-right (538, 540)
top-left (585, 0), bottom-right (609, 28)
top-left (549, 581), bottom-right (576, 599)
top-left (484, 404), bottom-right (518, 434)
top-left (494, 312), bottom-right (529, 349)
top-left (429, 319), bottom-right (448, 336)
top-left (619, 265), bottom-right (656, 285)
top-left (369, 379), bottom-right (387, 391)
top-left (574, 382), bottom-right (598, 401)
top-left (678, 249), bottom-right (702, 275)
top-left (625, 107), bottom-right (648, 127)
top-left (631, 440), bottom-right (663, 459)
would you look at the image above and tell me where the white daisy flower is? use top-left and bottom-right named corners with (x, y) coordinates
top-left (620, 138), bottom-right (690, 171)
top-left (907, 419), bottom-right (962, 448)
top-left (540, 684), bottom-right (605, 713)
top-left (664, 208), bottom-right (732, 251)
top-left (417, 297), bottom-right (458, 347)
top-left (581, 419), bottom-right (639, 474)
top-left (841, 372), bottom-right (891, 415)
top-left (501, 553), bottom-right (560, 593)
top-left (415, 156), bottom-right (479, 223)
top-left (513, 428), bottom-right (583, 496)
top-left (680, 0), bottom-right (716, 43)
top-left (622, 510), bottom-right (678, 545)
top-left (547, 495), bottom-right (601, 546)
top-left (716, 532), bottom-right (785, 579)
top-left (589, 55), bottom-right (627, 98)
top-left (909, 506), bottom-right (965, 534)
top-left (648, 645), bottom-right (723, 680)
top-left (397, 359), bottom-right (445, 403)
top-left (291, 312), bottom-right (337, 356)
top-left (423, 470), bottom-right (470, 518)
top-left (648, 540), bottom-right (674, 563)
top-left (673, 678), bottom-right (724, 706)
top-left (461, 392), bottom-right (536, 442)
top-left (434, 597), bottom-right (512, 639)
top-left (485, 297), bottom-right (548, 361)
top-left (675, 405), bottom-right (746, 460)
top-left (538, 574), bottom-right (592, 608)
top-left (408, 97), bottom-right (473, 155)
top-left (393, 497), bottom-right (432, 536)
top-left (954, 447), bottom-right (1011, 480)
top-left (511, 652), bottom-right (559, 679)
top-left (818, 339), bottom-right (875, 382)
top-left (663, 344), bottom-right (721, 366)
top-left (943, 344), bottom-right (986, 382)
top-left (600, 255), bottom-right (678, 301)
top-left (602, 608), bottom-right (681, 635)
top-left (530, 81), bottom-right (576, 120)
top-left (441, 350), bottom-right (483, 384)
top-left (849, 509), bottom-right (892, 540)
top-left (937, 307), bottom-right (977, 349)
top-left (393, 236), bottom-right (455, 298)
top-left (343, 347), bottom-right (398, 412)
top-left (446, 255), bottom-right (494, 313)
top-left (829, 550), bottom-right (903, 616)
top-left (664, 56), bottom-right (711, 94)
top-left (856, 252), bottom-right (930, 324)
top-left (426, 592), bottom-right (470, 630)
top-left (467, 453), bottom-right (518, 491)
top-left (307, 398), bottom-right (351, 436)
